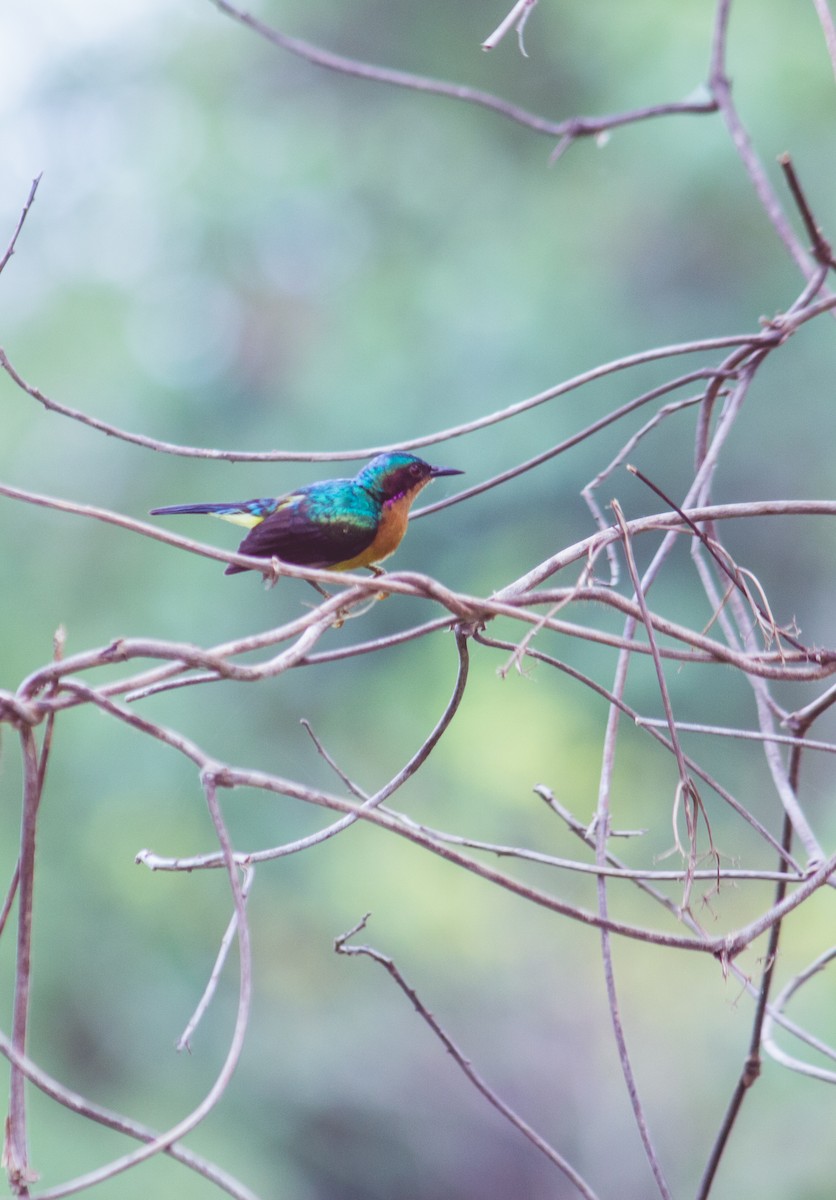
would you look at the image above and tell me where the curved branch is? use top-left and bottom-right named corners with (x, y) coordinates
top-left (0, 332), bottom-right (779, 466)
top-left (210, 0), bottom-right (715, 144)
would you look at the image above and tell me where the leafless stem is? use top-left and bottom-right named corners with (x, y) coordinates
top-left (0, 1030), bottom-right (260, 1200)
top-left (178, 866), bottom-right (255, 1052)
top-left (0, 176), bottom-right (41, 278)
top-left (761, 945), bottom-right (836, 1081)
top-left (696, 801), bottom-right (795, 1200)
top-left (4, 725), bottom-right (42, 1197)
top-left (210, 0), bottom-right (714, 149)
top-left (28, 773), bottom-right (254, 1199)
top-left (481, 0), bottom-right (539, 55)
top-left (3, 4), bottom-right (836, 1192)
top-left (778, 152), bottom-right (835, 268)
top-left (812, 0), bottom-right (836, 80)
top-left (335, 915), bottom-right (602, 1200)
top-left (0, 333), bottom-right (782, 471)
top-left (709, 0), bottom-right (824, 284)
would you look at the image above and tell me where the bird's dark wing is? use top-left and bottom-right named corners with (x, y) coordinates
top-left (226, 491), bottom-right (377, 574)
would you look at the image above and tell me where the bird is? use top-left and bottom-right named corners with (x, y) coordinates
top-left (150, 452), bottom-right (464, 579)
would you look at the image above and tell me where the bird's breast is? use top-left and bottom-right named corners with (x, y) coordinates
top-left (332, 491), bottom-right (416, 570)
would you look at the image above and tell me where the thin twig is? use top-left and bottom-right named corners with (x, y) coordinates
top-left (210, 0), bottom-right (714, 146)
top-left (0, 176), bottom-right (41, 278)
top-left (709, 0), bottom-right (826, 286)
top-left (761, 946), bottom-right (836, 1081)
top-left (335, 915), bottom-right (602, 1200)
top-left (812, 0), bottom-right (836, 80)
top-left (778, 152), bottom-right (835, 268)
top-left (29, 774), bottom-right (254, 1199)
top-left (0, 863), bottom-right (21, 941)
top-left (622, 503), bottom-right (712, 904)
top-left (5, 725), bottom-right (43, 1195)
top-left (0, 1032), bottom-right (259, 1199)
top-left (481, 0), bottom-right (539, 55)
top-left (474, 631), bottom-right (801, 868)
top-left (178, 866), bottom-right (255, 1052)
top-left (587, 554), bottom-right (673, 1200)
top-left (628, 464), bottom-right (810, 658)
top-left (256, 629), bottom-right (471, 858)
top-left (0, 333), bottom-right (782, 471)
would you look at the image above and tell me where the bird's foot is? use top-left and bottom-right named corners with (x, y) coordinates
top-left (262, 557), bottom-right (283, 590)
top-left (366, 564), bottom-right (390, 601)
top-left (300, 595), bottom-right (348, 628)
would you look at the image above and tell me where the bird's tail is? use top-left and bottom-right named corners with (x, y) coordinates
top-left (150, 502), bottom-right (244, 516)
top-left (150, 502), bottom-right (268, 532)
top-left (150, 500), bottom-right (272, 576)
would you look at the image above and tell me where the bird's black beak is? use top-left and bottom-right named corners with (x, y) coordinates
top-left (429, 465), bottom-right (465, 477)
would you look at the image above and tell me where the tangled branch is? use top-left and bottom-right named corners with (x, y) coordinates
top-left (2, 2), bottom-right (836, 1197)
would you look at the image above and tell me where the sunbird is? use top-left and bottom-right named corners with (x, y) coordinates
top-left (150, 451), bottom-right (463, 577)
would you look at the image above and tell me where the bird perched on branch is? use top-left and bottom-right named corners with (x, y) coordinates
top-left (150, 451), bottom-right (463, 578)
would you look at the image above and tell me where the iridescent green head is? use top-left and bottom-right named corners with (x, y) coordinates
top-left (357, 452), bottom-right (464, 502)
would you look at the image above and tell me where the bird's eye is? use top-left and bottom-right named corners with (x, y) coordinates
top-left (409, 463), bottom-right (422, 476)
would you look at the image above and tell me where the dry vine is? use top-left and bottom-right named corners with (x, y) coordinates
top-left (1, 2), bottom-right (835, 1198)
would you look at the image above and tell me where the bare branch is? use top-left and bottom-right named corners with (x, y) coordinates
top-left (0, 177), bottom-right (41, 279)
top-left (0, 333), bottom-right (779, 469)
top-left (708, 0), bottom-right (826, 285)
top-left (177, 866), bottom-right (255, 1052)
top-left (812, 0), bottom-right (836, 80)
top-left (4, 726), bottom-right (43, 1195)
top-left (762, 947), bottom-right (836, 1081)
top-left (778, 152), bottom-right (836, 268)
top-left (27, 773), bottom-right (254, 1200)
top-left (209, 0), bottom-right (715, 149)
top-left (0, 1031), bottom-right (260, 1200)
top-left (4, 4), bottom-right (836, 1193)
top-left (481, 0), bottom-right (539, 55)
top-left (335, 915), bottom-right (602, 1200)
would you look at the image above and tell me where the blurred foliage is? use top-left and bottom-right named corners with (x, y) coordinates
top-left (1, 1), bottom-right (836, 1197)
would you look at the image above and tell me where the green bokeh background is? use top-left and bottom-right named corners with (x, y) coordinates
top-left (1, 2), bottom-right (836, 1197)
